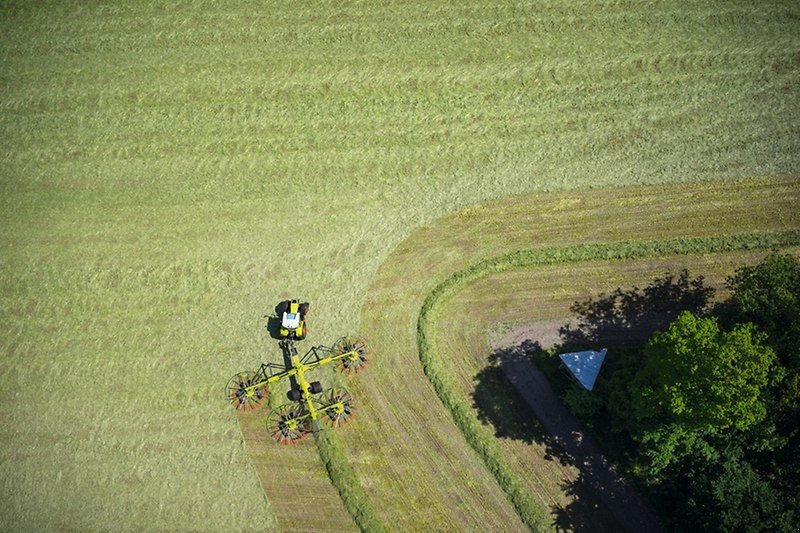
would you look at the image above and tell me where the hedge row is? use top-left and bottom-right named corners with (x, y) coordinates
top-left (316, 430), bottom-right (385, 533)
top-left (417, 230), bottom-right (800, 532)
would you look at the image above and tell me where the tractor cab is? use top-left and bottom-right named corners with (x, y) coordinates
top-left (282, 312), bottom-right (301, 330)
top-left (278, 299), bottom-right (309, 340)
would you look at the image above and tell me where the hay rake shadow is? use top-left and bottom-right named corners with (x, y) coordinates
top-left (227, 336), bottom-right (369, 444)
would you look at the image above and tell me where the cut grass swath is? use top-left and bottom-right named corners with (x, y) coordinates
top-left (316, 431), bottom-right (386, 533)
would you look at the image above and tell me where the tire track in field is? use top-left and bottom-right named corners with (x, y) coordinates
top-left (237, 411), bottom-right (359, 532)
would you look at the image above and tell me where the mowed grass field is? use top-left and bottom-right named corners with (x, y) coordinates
top-left (354, 177), bottom-right (799, 529)
top-left (1, 1), bottom-right (799, 530)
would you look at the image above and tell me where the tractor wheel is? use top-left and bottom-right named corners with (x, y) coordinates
top-left (267, 403), bottom-right (309, 444)
top-left (300, 302), bottom-right (310, 316)
top-left (287, 388), bottom-right (303, 401)
top-left (333, 337), bottom-right (370, 374)
top-left (226, 371), bottom-right (268, 412)
top-left (277, 300), bottom-right (289, 315)
top-left (296, 322), bottom-right (307, 340)
top-left (319, 388), bottom-right (356, 428)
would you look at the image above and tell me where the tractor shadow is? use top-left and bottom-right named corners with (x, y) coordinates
top-left (265, 301), bottom-right (289, 340)
top-left (265, 315), bottom-right (283, 340)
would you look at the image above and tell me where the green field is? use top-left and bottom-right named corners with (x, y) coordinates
top-left (1, 1), bottom-right (799, 530)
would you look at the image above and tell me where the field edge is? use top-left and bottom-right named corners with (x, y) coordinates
top-left (417, 229), bottom-right (800, 530)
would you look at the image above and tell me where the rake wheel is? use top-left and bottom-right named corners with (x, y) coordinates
top-left (333, 337), bottom-right (370, 374)
top-left (319, 388), bottom-right (356, 428)
top-left (268, 403), bottom-right (309, 444)
top-left (226, 371), bottom-right (268, 412)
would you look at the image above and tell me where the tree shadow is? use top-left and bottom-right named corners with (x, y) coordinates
top-left (470, 270), bottom-right (708, 532)
top-left (559, 269), bottom-right (714, 346)
top-left (472, 269), bottom-right (713, 440)
top-left (472, 343), bottom-right (572, 465)
top-left (552, 472), bottom-right (621, 533)
top-left (472, 343), bottom-right (629, 531)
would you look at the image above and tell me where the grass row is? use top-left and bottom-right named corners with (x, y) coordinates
top-left (4, 1), bottom-right (798, 209)
top-left (316, 430), bottom-right (385, 533)
top-left (417, 229), bottom-right (800, 531)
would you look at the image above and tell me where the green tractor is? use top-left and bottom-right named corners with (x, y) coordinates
top-left (277, 299), bottom-right (309, 340)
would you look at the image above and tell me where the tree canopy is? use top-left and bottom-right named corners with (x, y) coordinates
top-left (547, 254), bottom-right (800, 530)
top-left (631, 311), bottom-right (776, 434)
top-left (721, 252), bottom-right (800, 370)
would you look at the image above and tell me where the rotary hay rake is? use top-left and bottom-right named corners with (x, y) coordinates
top-left (227, 336), bottom-right (369, 444)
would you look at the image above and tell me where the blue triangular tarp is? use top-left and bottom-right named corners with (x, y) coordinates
top-left (558, 348), bottom-right (607, 391)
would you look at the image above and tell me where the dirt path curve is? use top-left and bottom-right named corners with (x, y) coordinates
top-left (496, 328), bottom-right (663, 533)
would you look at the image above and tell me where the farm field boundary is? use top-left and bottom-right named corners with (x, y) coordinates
top-left (417, 230), bottom-right (800, 529)
top-left (345, 176), bottom-right (798, 530)
top-left (2, 0), bottom-right (798, 529)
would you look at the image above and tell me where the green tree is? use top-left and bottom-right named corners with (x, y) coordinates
top-left (719, 253), bottom-right (800, 506)
top-left (720, 252), bottom-right (800, 370)
top-left (678, 448), bottom-right (794, 533)
top-left (631, 312), bottom-right (776, 435)
top-left (637, 423), bottom-right (717, 483)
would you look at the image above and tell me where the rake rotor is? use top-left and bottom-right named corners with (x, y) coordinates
top-left (268, 403), bottom-right (310, 444)
top-left (227, 333), bottom-right (370, 444)
top-left (318, 388), bottom-right (356, 428)
top-left (332, 336), bottom-right (370, 374)
top-left (226, 371), bottom-right (268, 412)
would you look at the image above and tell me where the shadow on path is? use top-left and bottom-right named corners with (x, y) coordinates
top-left (471, 271), bottom-right (713, 532)
top-left (481, 343), bottom-right (662, 532)
top-left (551, 471), bottom-right (620, 533)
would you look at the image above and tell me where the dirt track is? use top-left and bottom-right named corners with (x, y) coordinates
top-left (495, 323), bottom-right (663, 533)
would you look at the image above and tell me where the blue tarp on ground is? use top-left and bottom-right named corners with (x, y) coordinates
top-left (558, 348), bottom-right (607, 391)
